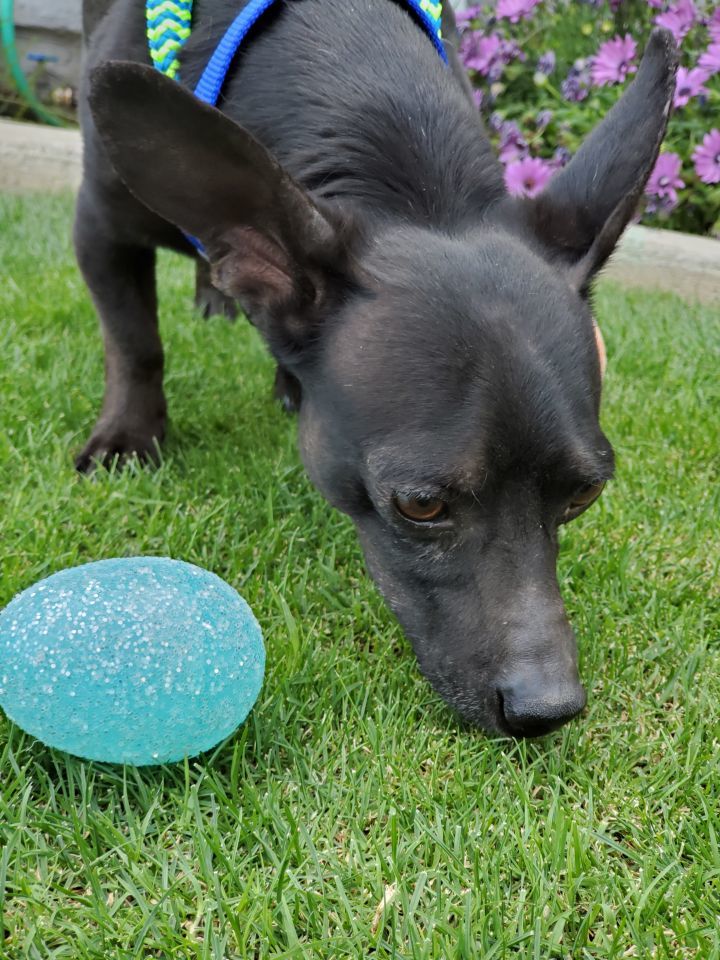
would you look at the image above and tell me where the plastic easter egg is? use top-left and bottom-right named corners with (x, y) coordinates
top-left (0, 558), bottom-right (264, 764)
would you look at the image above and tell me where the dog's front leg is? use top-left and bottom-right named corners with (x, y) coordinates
top-left (74, 186), bottom-right (167, 472)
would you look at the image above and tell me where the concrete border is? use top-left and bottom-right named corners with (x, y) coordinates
top-left (1, 118), bottom-right (82, 193)
top-left (1, 118), bottom-right (718, 302)
top-left (15, 0), bottom-right (82, 32)
top-left (605, 224), bottom-right (720, 304)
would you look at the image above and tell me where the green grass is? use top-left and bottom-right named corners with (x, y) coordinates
top-left (1, 192), bottom-right (719, 959)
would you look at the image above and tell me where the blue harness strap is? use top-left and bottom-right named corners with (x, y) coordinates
top-left (194, 0), bottom-right (277, 104)
top-left (147, 0), bottom-right (448, 253)
top-left (194, 0), bottom-right (447, 106)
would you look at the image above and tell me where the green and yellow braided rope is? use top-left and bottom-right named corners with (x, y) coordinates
top-left (146, 0), bottom-right (193, 80)
top-left (419, 0), bottom-right (443, 27)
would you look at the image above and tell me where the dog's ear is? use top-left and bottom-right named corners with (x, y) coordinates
top-left (88, 61), bottom-right (354, 351)
top-left (524, 29), bottom-right (677, 293)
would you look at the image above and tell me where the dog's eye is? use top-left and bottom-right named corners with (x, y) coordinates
top-left (393, 495), bottom-right (447, 523)
top-left (564, 481), bottom-right (605, 520)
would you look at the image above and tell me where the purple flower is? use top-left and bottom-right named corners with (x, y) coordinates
top-left (496, 0), bottom-right (542, 24)
top-left (591, 34), bottom-right (638, 86)
top-left (472, 88), bottom-right (484, 110)
top-left (489, 111), bottom-right (505, 133)
top-left (461, 32), bottom-right (523, 81)
top-left (562, 58), bottom-right (591, 101)
top-left (460, 32), bottom-right (503, 75)
top-left (550, 146), bottom-right (572, 169)
top-left (698, 43), bottom-right (720, 75)
top-left (498, 121), bottom-right (529, 164)
top-left (710, 10), bottom-right (720, 44)
top-left (655, 0), bottom-right (697, 44)
top-left (537, 50), bottom-right (557, 75)
top-left (535, 109), bottom-right (553, 129)
top-left (455, 4), bottom-right (483, 24)
top-left (504, 157), bottom-right (554, 197)
top-left (645, 195), bottom-right (679, 216)
top-left (646, 153), bottom-right (685, 205)
top-left (499, 119), bottom-right (522, 139)
top-left (646, 0), bottom-right (664, 8)
top-left (500, 39), bottom-right (525, 65)
top-left (673, 66), bottom-right (710, 107)
top-left (692, 128), bottom-right (720, 184)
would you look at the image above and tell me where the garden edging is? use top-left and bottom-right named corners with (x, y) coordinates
top-left (2, 118), bottom-right (718, 302)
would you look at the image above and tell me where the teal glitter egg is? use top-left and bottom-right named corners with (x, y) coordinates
top-left (0, 558), bottom-right (265, 764)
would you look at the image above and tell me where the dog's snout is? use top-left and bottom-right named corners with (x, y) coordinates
top-left (498, 671), bottom-right (587, 738)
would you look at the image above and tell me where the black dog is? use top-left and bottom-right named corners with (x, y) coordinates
top-left (75, 0), bottom-right (677, 735)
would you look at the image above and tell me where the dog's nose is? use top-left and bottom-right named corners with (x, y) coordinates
top-left (498, 672), bottom-right (587, 738)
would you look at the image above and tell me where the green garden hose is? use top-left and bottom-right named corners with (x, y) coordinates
top-left (1, 0), bottom-right (65, 125)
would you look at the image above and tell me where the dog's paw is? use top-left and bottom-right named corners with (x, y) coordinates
top-left (194, 281), bottom-right (239, 321)
top-left (75, 418), bottom-right (166, 473)
top-left (273, 366), bottom-right (302, 414)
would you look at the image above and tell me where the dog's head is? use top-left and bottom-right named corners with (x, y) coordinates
top-left (89, 30), bottom-right (676, 735)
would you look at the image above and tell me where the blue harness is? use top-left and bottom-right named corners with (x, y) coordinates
top-left (146, 0), bottom-right (448, 253)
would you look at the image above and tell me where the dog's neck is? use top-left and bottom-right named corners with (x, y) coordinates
top-left (179, 0), bottom-right (504, 229)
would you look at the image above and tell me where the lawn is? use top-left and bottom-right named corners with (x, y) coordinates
top-left (0, 192), bottom-right (719, 959)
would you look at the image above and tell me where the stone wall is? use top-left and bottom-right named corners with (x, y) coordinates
top-left (6, 0), bottom-right (83, 93)
top-left (15, 0), bottom-right (82, 33)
